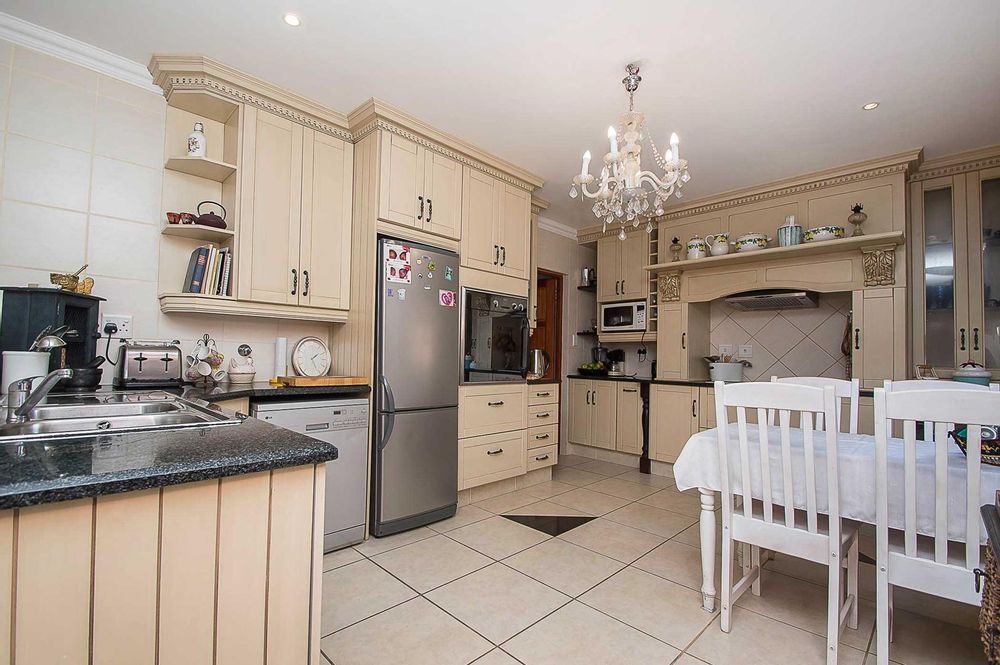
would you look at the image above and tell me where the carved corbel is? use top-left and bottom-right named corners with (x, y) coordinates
top-left (658, 272), bottom-right (681, 301)
top-left (861, 245), bottom-right (895, 287)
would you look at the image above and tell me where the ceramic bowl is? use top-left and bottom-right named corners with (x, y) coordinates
top-left (804, 226), bottom-right (845, 242)
top-left (733, 234), bottom-right (772, 252)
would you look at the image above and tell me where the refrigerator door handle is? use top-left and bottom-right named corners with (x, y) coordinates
top-left (379, 412), bottom-right (395, 450)
top-left (380, 375), bottom-right (396, 413)
top-left (519, 318), bottom-right (530, 379)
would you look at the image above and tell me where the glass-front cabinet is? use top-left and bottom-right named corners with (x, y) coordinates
top-left (911, 166), bottom-right (1000, 377)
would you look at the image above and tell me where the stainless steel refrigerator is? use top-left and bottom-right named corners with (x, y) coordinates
top-left (371, 236), bottom-right (460, 537)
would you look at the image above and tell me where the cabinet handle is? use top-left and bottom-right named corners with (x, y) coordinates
top-left (681, 332), bottom-right (686, 349)
top-left (535, 412), bottom-right (551, 418)
top-left (291, 268), bottom-right (297, 296)
top-left (592, 391), bottom-right (597, 406)
top-left (615, 280), bottom-right (620, 295)
top-left (417, 195), bottom-right (424, 221)
top-left (692, 399), bottom-right (697, 418)
top-left (535, 433), bottom-right (550, 439)
top-left (621, 280), bottom-right (625, 294)
top-left (494, 245), bottom-right (500, 265)
top-left (427, 198), bottom-right (432, 223)
top-left (501, 246), bottom-right (506, 266)
top-left (302, 270), bottom-right (309, 297)
top-left (486, 448), bottom-right (504, 456)
top-left (535, 391), bottom-right (551, 397)
top-left (534, 454), bottom-right (550, 461)
top-left (960, 327), bottom-right (967, 351)
top-left (854, 328), bottom-right (860, 350)
top-left (623, 388), bottom-right (638, 393)
top-left (974, 328), bottom-right (981, 351)
top-left (586, 390), bottom-right (591, 405)
top-left (487, 400), bottom-right (505, 407)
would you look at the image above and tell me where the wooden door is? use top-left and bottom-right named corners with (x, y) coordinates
top-left (378, 133), bottom-right (424, 228)
top-left (299, 129), bottom-right (353, 310)
top-left (567, 379), bottom-right (592, 446)
top-left (241, 108), bottom-right (303, 305)
top-left (656, 302), bottom-right (683, 379)
top-left (615, 382), bottom-right (642, 454)
top-left (498, 183), bottom-right (531, 279)
top-left (422, 151), bottom-right (463, 240)
top-left (620, 232), bottom-right (649, 300)
top-left (649, 385), bottom-right (696, 463)
top-left (590, 380), bottom-right (617, 449)
top-left (596, 236), bottom-right (620, 301)
top-left (461, 167), bottom-right (501, 272)
top-left (531, 270), bottom-right (562, 381)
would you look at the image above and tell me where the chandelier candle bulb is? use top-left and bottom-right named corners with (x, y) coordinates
top-left (608, 126), bottom-right (618, 156)
top-left (581, 150), bottom-right (591, 177)
top-left (670, 132), bottom-right (679, 164)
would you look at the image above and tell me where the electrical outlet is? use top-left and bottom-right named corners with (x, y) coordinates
top-left (738, 344), bottom-right (753, 358)
top-left (102, 314), bottom-right (133, 338)
top-left (718, 344), bottom-right (735, 357)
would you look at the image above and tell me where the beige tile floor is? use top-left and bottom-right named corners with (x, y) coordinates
top-left (321, 454), bottom-right (984, 665)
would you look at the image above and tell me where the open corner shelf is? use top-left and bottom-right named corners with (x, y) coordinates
top-left (161, 224), bottom-right (235, 243)
top-left (164, 156), bottom-right (237, 182)
top-left (577, 284), bottom-right (597, 292)
top-left (575, 330), bottom-right (597, 337)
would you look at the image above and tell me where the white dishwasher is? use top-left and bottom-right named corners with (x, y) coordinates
top-left (252, 398), bottom-right (369, 551)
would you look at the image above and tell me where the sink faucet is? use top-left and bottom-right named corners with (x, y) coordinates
top-left (6, 369), bottom-right (73, 424)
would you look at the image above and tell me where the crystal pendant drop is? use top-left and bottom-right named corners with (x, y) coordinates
top-left (602, 222), bottom-right (608, 233)
top-left (675, 190), bottom-right (684, 199)
top-left (618, 227), bottom-right (627, 241)
top-left (633, 219), bottom-right (640, 228)
top-left (646, 220), bottom-right (653, 233)
top-left (681, 170), bottom-right (691, 183)
top-left (655, 207), bottom-right (664, 216)
top-left (569, 185), bottom-right (578, 199)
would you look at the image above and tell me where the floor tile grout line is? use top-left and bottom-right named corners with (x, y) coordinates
top-left (420, 582), bottom-right (537, 651)
top-left (732, 601), bottom-right (873, 653)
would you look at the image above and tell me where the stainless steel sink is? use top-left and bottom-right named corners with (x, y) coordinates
top-left (0, 391), bottom-right (241, 441)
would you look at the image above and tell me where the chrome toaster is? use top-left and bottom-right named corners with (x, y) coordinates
top-left (113, 340), bottom-right (184, 388)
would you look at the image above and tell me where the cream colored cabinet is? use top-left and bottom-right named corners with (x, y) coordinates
top-left (239, 109), bottom-right (353, 310)
top-left (460, 167), bottom-right (531, 280)
top-left (656, 302), bottom-right (710, 380)
top-left (597, 232), bottom-right (648, 302)
top-left (458, 384), bottom-right (526, 438)
top-left (851, 288), bottom-right (904, 388)
top-left (615, 382), bottom-right (643, 455)
top-left (378, 133), bottom-right (462, 240)
top-left (459, 430), bottom-right (527, 490)
top-left (649, 384), bottom-right (698, 463)
top-left (567, 378), bottom-right (616, 451)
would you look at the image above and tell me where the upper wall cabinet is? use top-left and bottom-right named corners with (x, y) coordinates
top-left (597, 232), bottom-right (648, 302)
top-left (460, 167), bottom-right (531, 280)
top-left (378, 133), bottom-right (462, 240)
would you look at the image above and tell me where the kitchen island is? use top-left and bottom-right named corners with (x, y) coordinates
top-left (0, 399), bottom-right (336, 664)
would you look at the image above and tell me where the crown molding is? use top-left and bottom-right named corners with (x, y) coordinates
top-left (348, 98), bottom-right (544, 192)
top-left (531, 194), bottom-right (550, 214)
top-left (0, 12), bottom-right (158, 93)
top-left (575, 224), bottom-right (649, 244)
top-left (537, 216), bottom-right (577, 240)
top-left (909, 144), bottom-right (1000, 182)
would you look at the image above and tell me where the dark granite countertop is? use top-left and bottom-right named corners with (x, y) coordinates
top-left (0, 409), bottom-right (338, 509)
top-left (527, 378), bottom-right (561, 385)
top-left (181, 380), bottom-right (370, 403)
top-left (566, 374), bottom-right (874, 396)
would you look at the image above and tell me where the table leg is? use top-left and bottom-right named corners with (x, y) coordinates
top-left (699, 488), bottom-right (717, 612)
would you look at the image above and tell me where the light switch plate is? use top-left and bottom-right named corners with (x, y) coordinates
top-left (718, 344), bottom-right (735, 357)
top-left (738, 344), bottom-right (753, 358)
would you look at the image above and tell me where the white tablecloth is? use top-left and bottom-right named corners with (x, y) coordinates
top-left (673, 426), bottom-right (1000, 542)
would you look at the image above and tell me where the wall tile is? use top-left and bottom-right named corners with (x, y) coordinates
top-left (93, 276), bottom-right (160, 338)
top-left (0, 264), bottom-right (55, 289)
top-left (3, 134), bottom-right (91, 210)
top-left (13, 46), bottom-right (99, 91)
top-left (222, 316), bottom-right (278, 344)
top-left (87, 216), bottom-right (159, 281)
top-left (8, 69), bottom-right (95, 150)
top-left (779, 304), bottom-right (834, 336)
top-left (743, 344), bottom-right (777, 381)
top-left (98, 76), bottom-right (165, 115)
top-left (754, 315), bottom-right (801, 358)
top-left (90, 156), bottom-right (160, 223)
top-left (0, 65), bottom-right (10, 132)
top-left (810, 311), bottom-right (848, 357)
top-left (0, 200), bottom-right (86, 270)
top-left (95, 96), bottom-right (164, 168)
top-left (157, 312), bottom-right (221, 344)
top-left (728, 308), bottom-right (776, 336)
top-left (783, 337), bottom-right (836, 377)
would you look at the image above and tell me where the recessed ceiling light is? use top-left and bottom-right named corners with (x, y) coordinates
top-left (862, 102), bottom-right (880, 111)
top-left (283, 13), bottom-right (301, 27)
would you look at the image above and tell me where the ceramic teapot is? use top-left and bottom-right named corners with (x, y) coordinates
top-left (705, 233), bottom-right (731, 256)
top-left (686, 236), bottom-right (707, 260)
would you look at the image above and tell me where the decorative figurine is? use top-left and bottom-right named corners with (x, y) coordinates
top-left (848, 203), bottom-right (867, 237)
top-left (229, 344), bottom-right (257, 384)
top-left (187, 122), bottom-right (206, 157)
top-left (670, 237), bottom-right (683, 262)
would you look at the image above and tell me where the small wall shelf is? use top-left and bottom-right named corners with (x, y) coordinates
top-left (159, 293), bottom-right (349, 324)
top-left (577, 284), bottom-right (597, 292)
top-left (161, 224), bottom-right (235, 243)
top-left (164, 156), bottom-right (237, 182)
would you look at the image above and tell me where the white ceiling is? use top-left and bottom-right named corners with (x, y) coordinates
top-left (2, 0), bottom-right (998, 228)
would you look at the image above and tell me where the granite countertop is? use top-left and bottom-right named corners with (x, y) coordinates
top-left (0, 410), bottom-right (339, 509)
top-left (181, 380), bottom-right (371, 403)
top-left (527, 378), bottom-right (561, 385)
top-left (566, 374), bottom-right (874, 396)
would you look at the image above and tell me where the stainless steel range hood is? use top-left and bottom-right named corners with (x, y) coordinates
top-left (725, 290), bottom-right (819, 311)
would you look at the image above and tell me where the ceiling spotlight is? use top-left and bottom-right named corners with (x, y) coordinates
top-left (283, 13), bottom-right (301, 26)
top-left (862, 102), bottom-right (880, 111)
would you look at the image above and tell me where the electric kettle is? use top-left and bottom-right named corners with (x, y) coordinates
top-left (526, 349), bottom-right (550, 380)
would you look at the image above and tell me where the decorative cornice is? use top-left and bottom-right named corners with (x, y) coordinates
top-left (909, 146), bottom-right (1000, 182)
top-left (575, 225), bottom-right (649, 244)
top-left (0, 12), bottom-right (158, 92)
top-left (531, 194), bottom-right (550, 215)
top-left (537, 216), bottom-right (577, 240)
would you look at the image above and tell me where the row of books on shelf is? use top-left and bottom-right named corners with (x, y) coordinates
top-left (183, 244), bottom-right (233, 296)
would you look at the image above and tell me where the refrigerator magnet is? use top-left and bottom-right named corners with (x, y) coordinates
top-left (444, 266), bottom-right (454, 281)
top-left (438, 290), bottom-right (456, 307)
top-left (386, 288), bottom-right (394, 298)
top-left (397, 289), bottom-right (406, 301)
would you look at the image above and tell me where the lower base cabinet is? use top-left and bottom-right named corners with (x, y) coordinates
top-left (568, 379), bottom-right (643, 454)
top-left (459, 430), bottom-right (527, 490)
top-left (649, 384), bottom-right (699, 463)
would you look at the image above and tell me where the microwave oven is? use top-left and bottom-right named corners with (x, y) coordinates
top-left (600, 300), bottom-right (646, 332)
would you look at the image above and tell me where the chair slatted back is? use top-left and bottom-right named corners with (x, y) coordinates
top-left (716, 380), bottom-right (839, 536)
top-left (873, 388), bottom-right (999, 571)
top-left (771, 376), bottom-right (860, 434)
top-left (884, 379), bottom-right (997, 442)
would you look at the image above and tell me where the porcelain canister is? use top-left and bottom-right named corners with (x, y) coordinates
top-left (777, 214), bottom-right (803, 246)
top-left (686, 236), bottom-right (707, 260)
top-left (705, 233), bottom-right (730, 256)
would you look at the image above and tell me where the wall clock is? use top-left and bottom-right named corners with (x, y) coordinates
top-left (291, 336), bottom-right (332, 377)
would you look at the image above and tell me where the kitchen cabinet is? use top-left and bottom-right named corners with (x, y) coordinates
top-left (458, 384), bottom-right (526, 439)
top-left (851, 288), bottom-right (904, 389)
top-left (239, 108), bottom-right (353, 310)
top-left (597, 232), bottom-right (648, 302)
top-left (649, 384), bottom-right (698, 463)
top-left (615, 382), bottom-right (643, 455)
top-left (461, 167), bottom-right (531, 280)
top-left (656, 302), bottom-right (710, 380)
top-left (459, 429), bottom-right (527, 490)
top-left (567, 378), bottom-right (616, 450)
top-left (378, 133), bottom-right (463, 240)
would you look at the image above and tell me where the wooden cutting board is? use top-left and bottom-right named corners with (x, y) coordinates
top-left (278, 375), bottom-right (368, 387)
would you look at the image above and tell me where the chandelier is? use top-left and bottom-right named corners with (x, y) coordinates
top-left (569, 64), bottom-right (690, 239)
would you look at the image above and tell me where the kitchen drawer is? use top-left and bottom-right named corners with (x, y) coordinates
top-left (527, 423), bottom-right (558, 449)
top-left (459, 430), bottom-right (527, 490)
top-left (527, 444), bottom-right (558, 471)
top-left (459, 384), bottom-right (527, 438)
top-left (528, 403), bottom-right (558, 426)
top-left (528, 384), bottom-right (559, 406)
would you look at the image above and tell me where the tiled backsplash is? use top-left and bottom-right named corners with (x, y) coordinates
top-left (0, 42), bottom-right (331, 381)
top-left (709, 292), bottom-right (851, 381)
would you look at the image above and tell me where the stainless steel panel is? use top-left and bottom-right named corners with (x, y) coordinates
top-left (376, 407), bottom-right (458, 524)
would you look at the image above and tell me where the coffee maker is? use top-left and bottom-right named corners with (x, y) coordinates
top-left (606, 349), bottom-right (626, 376)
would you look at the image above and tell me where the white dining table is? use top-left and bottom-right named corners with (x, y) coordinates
top-left (672, 425), bottom-right (1000, 612)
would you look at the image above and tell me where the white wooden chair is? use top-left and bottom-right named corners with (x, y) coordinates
top-left (715, 380), bottom-right (859, 664)
top-left (884, 379), bottom-right (998, 442)
top-left (771, 376), bottom-right (861, 434)
top-left (873, 387), bottom-right (997, 665)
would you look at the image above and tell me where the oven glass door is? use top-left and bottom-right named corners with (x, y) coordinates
top-left (464, 292), bottom-right (528, 383)
top-left (602, 303), bottom-right (639, 331)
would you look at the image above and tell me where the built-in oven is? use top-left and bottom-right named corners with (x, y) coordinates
top-left (600, 300), bottom-right (647, 333)
top-left (462, 288), bottom-right (529, 383)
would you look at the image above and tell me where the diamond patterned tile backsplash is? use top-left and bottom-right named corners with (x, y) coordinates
top-left (709, 293), bottom-right (851, 381)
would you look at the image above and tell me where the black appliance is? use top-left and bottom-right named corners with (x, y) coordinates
top-left (0, 287), bottom-right (103, 373)
top-left (462, 288), bottom-right (529, 383)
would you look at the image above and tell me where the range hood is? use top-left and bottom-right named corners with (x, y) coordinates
top-left (726, 290), bottom-right (819, 311)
